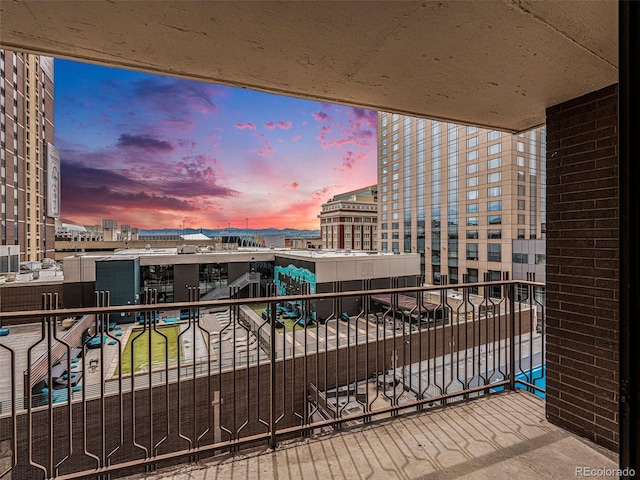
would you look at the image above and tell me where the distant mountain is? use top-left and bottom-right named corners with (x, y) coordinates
top-left (139, 227), bottom-right (320, 237)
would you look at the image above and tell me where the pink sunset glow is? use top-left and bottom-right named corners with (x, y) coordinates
top-left (56, 61), bottom-right (377, 230)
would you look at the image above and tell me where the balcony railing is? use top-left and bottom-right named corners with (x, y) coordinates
top-left (0, 278), bottom-right (545, 479)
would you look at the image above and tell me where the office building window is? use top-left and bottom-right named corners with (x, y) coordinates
top-left (488, 172), bottom-right (501, 183)
top-left (466, 229), bottom-right (478, 239)
top-left (487, 244), bottom-right (501, 262)
top-left (517, 229), bottom-right (525, 239)
top-left (488, 130), bottom-right (501, 141)
top-left (517, 156), bottom-right (526, 166)
top-left (535, 254), bottom-right (546, 265)
top-left (513, 253), bottom-right (529, 264)
top-left (518, 199), bottom-right (526, 210)
top-left (488, 200), bottom-right (502, 211)
top-left (488, 214), bottom-right (502, 225)
top-left (517, 170), bottom-right (526, 181)
top-left (467, 136), bottom-right (478, 148)
top-left (488, 270), bottom-right (502, 297)
top-left (467, 177), bottom-right (478, 187)
top-left (467, 150), bottom-right (478, 161)
top-left (518, 185), bottom-right (526, 196)
top-left (466, 243), bottom-right (478, 261)
top-left (488, 186), bottom-right (502, 197)
top-left (488, 143), bottom-right (501, 155)
top-left (487, 229), bottom-right (502, 239)
top-left (467, 163), bottom-right (478, 174)
top-left (466, 126), bottom-right (478, 134)
top-left (467, 190), bottom-right (478, 201)
top-left (518, 214), bottom-right (526, 224)
top-left (488, 157), bottom-right (502, 169)
top-left (467, 268), bottom-right (479, 294)
top-left (466, 203), bottom-right (478, 213)
top-left (466, 216), bottom-right (478, 226)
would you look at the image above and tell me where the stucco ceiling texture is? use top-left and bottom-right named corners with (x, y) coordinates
top-left (0, 0), bottom-right (617, 132)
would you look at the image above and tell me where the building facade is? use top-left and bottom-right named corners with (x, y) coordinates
top-left (1, 50), bottom-right (57, 262)
top-left (377, 113), bottom-right (545, 287)
top-left (318, 185), bottom-right (378, 251)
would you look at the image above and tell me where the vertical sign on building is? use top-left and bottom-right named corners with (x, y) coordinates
top-left (47, 142), bottom-right (61, 219)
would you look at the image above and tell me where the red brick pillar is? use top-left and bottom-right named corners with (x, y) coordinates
top-left (546, 84), bottom-right (619, 450)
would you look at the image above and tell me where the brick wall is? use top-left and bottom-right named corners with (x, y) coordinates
top-left (0, 282), bottom-right (64, 324)
top-left (546, 84), bottom-right (619, 450)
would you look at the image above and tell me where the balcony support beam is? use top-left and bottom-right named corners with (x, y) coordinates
top-left (618, 1), bottom-right (640, 475)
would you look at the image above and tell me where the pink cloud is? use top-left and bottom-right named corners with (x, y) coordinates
top-left (251, 138), bottom-right (274, 157)
top-left (235, 122), bottom-right (256, 130)
top-left (292, 135), bottom-right (302, 142)
top-left (282, 182), bottom-right (299, 189)
top-left (278, 121), bottom-right (292, 130)
top-left (265, 122), bottom-right (275, 130)
top-left (312, 111), bottom-right (332, 122)
top-left (315, 107), bottom-right (377, 150)
top-left (311, 185), bottom-right (340, 201)
top-left (337, 151), bottom-right (368, 171)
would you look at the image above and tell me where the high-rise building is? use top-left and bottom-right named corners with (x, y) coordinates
top-left (1, 50), bottom-right (57, 262)
top-left (377, 113), bottom-right (545, 289)
top-left (318, 185), bottom-right (378, 250)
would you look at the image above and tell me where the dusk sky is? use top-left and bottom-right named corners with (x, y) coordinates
top-left (55, 59), bottom-right (377, 231)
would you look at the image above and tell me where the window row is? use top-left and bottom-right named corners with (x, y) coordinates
top-left (465, 243), bottom-right (501, 262)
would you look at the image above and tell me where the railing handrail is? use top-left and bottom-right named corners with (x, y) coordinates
top-left (0, 278), bottom-right (546, 479)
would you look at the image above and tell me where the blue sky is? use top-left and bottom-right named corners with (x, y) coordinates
top-left (55, 59), bottom-right (377, 230)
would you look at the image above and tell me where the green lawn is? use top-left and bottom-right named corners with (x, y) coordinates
top-left (249, 303), bottom-right (315, 332)
top-left (116, 325), bottom-right (181, 375)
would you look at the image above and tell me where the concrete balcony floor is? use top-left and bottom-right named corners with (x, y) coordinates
top-left (126, 392), bottom-right (617, 480)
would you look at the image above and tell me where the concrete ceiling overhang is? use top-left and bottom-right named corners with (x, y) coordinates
top-left (0, 0), bottom-right (617, 132)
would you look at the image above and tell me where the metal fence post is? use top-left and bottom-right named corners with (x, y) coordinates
top-left (269, 301), bottom-right (277, 449)
top-left (509, 282), bottom-right (516, 391)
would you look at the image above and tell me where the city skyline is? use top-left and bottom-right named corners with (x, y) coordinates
top-left (55, 59), bottom-right (377, 230)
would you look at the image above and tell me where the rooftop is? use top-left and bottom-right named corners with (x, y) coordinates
top-left (0, 267), bottom-right (63, 286)
top-left (68, 247), bottom-right (416, 261)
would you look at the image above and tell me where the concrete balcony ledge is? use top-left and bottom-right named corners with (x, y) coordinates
top-left (125, 392), bottom-right (617, 480)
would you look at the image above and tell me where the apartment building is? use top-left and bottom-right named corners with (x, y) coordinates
top-left (0, 50), bottom-right (57, 262)
top-left (318, 185), bottom-right (378, 251)
top-left (377, 113), bottom-right (545, 288)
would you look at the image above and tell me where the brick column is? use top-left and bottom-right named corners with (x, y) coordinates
top-left (546, 84), bottom-right (619, 450)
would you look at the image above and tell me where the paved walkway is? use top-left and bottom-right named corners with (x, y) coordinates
top-left (125, 392), bottom-right (618, 480)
